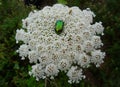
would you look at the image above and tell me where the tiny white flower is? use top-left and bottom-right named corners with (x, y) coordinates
top-left (83, 40), bottom-right (94, 53)
top-left (51, 52), bottom-right (60, 64)
top-left (94, 22), bottom-right (104, 35)
top-left (87, 25), bottom-right (96, 35)
top-left (76, 21), bottom-right (86, 30)
top-left (17, 44), bottom-right (28, 60)
top-left (82, 30), bottom-right (92, 40)
top-left (58, 59), bottom-right (71, 71)
top-left (91, 50), bottom-right (105, 67)
top-left (67, 66), bottom-right (85, 84)
top-left (15, 29), bottom-right (25, 43)
top-left (83, 8), bottom-right (95, 23)
top-left (29, 64), bottom-right (45, 81)
top-left (92, 36), bottom-right (103, 48)
top-left (70, 6), bottom-right (82, 16)
top-left (45, 63), bottom-right (59, 78)
top-left (28, 39), bottom-right (38, 50)
top-left (39, 53), bottom-right (51, 66)
top-left (76, 53), bottom-right (90, 68)
top-left (28, 51), bottom-right (38, 63)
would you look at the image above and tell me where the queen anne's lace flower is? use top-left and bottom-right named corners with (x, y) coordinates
top-left (16, 4), bottom-right (105, 84)
top-left (91, 50), bottom-right (105, 67)
top-left (17, 44), bottom-right (29, 60)
top-left (45, 63), bottom-right (59, 79)
top-left (58, 59), bottom-right (70, 71)
top-left (76, 53), bottom-right (90, 68)
top-left (67, 66), bottom-right (85, 84)
top-left (29, 64), bottom-right (45, 81)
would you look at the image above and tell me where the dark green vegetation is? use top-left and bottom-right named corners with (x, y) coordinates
top-left (0, 0), bottom-right (120, 87)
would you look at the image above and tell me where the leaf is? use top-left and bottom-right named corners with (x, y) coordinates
top-left (57, 0), bottom-right (67, 4)
top-left (14, 61), bottom-right (20, 70)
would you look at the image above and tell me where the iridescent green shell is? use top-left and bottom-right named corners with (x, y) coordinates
top-left (55, 20), bottom-right (64, 35)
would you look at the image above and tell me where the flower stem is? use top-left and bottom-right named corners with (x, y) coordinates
top-left (45, 78), bottom-right (47, 87)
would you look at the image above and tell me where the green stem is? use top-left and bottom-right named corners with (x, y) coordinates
top-left (45, 78), bottom-right (47, 87)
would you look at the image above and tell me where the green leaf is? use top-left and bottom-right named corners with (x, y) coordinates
top-left (14, 62), bottom-right (20, 70)
top-left (57, 0), bottom-right (67, 4)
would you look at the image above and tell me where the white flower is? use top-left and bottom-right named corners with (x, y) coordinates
top-left (92, 36), bottom-right (103, 48)
top-left (83, 8), bottom-right (95, 24)
top-left (28, 50), bottom-right (38, 63)
top-left (28, 39), bottom-right (38, 50)
top-left (29, 64), bottom-right (45, 81)
top-left (82, 30), bottom-right (92, 40)
top-left (15, 29), bottom-right (25, 43)
top-left (39, 52), bottom-right (51, 66)
top-left (58, 59), bottom-right (71, 71)
top-left (94, 22), bottom-right (104, 35)
top-left (91, 50), bottom-right (105, 67)
top-left (83, 40), bottom-right (94, 53)
top-left (51, 52), bottom-right (60, 64)
top-left (17, 44), bottom-right (28, 60)
top-left (67, 66), bottom-right (85, 84)
top-left (45, 63), bottom-right (59, 79)
top-left (76, 53), bottom-right (90, 68)
top-left (16, 4), bottom-right (105, 83)
top-left (87, 25), bottom-right (96, 35)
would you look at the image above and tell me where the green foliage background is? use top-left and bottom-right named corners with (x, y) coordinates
top-left (0, 0), bottom-right (120, 87)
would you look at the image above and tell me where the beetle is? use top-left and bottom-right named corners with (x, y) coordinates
top-left (55, 20), bottom-right (64, 35)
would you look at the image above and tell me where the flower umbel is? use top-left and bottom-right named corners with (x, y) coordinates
top-left (16, 4), bottom-right (105, 84)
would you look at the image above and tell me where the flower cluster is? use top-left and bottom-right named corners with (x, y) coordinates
top-left (16, 4), bottom-right (105, 84)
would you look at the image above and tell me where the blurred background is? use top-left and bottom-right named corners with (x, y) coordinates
top-left (0, 0), bottom-right (120, 87)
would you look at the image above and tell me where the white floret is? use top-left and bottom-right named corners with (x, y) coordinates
top-left (45, 63), bottom-right (59, 79)
top-left (91, 50), bottom-right (105, 67)
top-left (67, 66), bottom-right (85, 84)
top-left (29, 64), bottom-right (45, 81)
top-left (76, 53), bottom-right (90, 68)
top-left (58, 59), bottom-right (71, 71)
top-left (17, 44), bottom-right (29, 60)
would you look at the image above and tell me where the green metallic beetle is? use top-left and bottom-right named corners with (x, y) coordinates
top-left (55, 20), bottom-right (64, 35)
